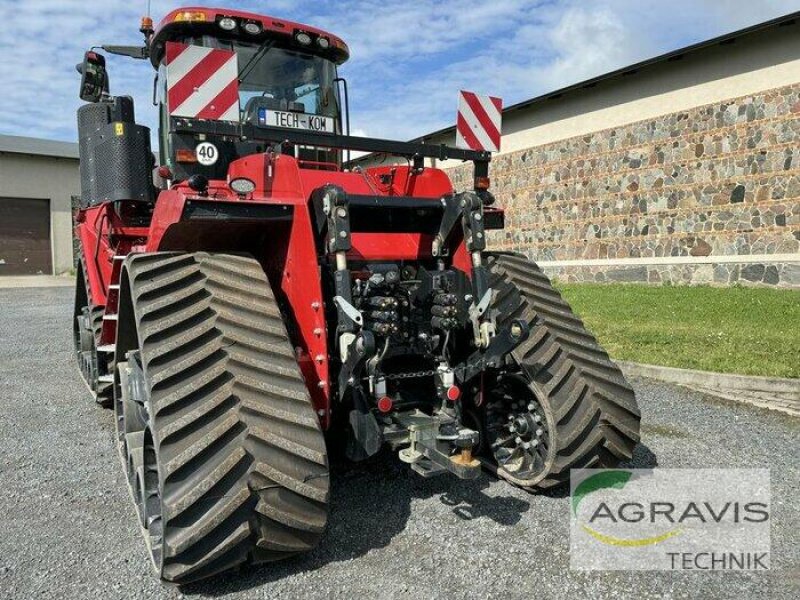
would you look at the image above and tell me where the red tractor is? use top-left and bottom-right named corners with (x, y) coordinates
top-left (73, 7), bottom-right (640, 584)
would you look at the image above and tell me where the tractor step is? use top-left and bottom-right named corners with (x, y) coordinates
top-left (98, 374), bottom-right (114, 384)
top-left (98, 344), bottom-right (116, 353)
top-left (102, 314), bottom-right (118, 321)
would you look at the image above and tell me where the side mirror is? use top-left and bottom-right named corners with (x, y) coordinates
top-left (77, 51), bottom-right (108, 103)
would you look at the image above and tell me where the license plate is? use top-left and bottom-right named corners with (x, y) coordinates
top-left (258, 109), bottom-right (334, 133)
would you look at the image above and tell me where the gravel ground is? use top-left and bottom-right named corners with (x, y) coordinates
top-left (0, 287), bottom-right (797, 599)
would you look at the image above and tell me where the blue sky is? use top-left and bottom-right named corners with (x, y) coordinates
top-left (1, 0), bottom-right (799, 144)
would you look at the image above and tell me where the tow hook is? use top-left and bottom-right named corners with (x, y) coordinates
top-left (395, 411), bottom-right (481, 480)
top-left (450, 430), bottom-right (480, 470)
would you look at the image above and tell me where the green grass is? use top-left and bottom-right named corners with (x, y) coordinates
top-left (555, 284), bottom-right (800, 379)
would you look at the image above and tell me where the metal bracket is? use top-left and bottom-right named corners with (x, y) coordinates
top-left (333, 295), bottom-right (363, 328)
top-left (432, 191), bottom-right (484, 257)
top-left (316, 184), bottom-right (358, 335)
top-left (468, 288), bottom-right (493, 323)
top-left (461, 193), bottom-right (487, 254)
top-left (432, 191), bottom-right (496, 347)
top-left (322, 185), bottom-right (351, 254)
top-left (455, 319), bottom-right (531, 384)
top-left (432, 194), bottom-right (459, 257)
top-left (337, 331), bottom-right (376, 402)
top-left (468, 287), bottom-right (495, 348)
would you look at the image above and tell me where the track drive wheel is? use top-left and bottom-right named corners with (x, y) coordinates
top-left (114, 252), bottom-right (329, 584)
top-left (479, 253), bottom-right (641, 490)
top-left (73, 251), bottom-right (112, 405)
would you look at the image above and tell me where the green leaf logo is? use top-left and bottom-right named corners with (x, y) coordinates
top-left (572, 470), bottom-right (632, 516)
top-left (572, 470), bottom-right (682, 547)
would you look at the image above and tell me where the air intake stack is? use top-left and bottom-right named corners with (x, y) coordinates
top-left (77, 96), bottom-right (153, 207)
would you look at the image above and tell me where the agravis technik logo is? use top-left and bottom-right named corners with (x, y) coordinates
top-left (572, 470), bottom-right (682, 546)
top-left (570, 469), bottom-right (771, 571)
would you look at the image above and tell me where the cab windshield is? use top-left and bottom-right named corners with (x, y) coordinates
top-left (203, 37), bottom-right (340, 123)
top-left (157, 36), bottom-right (343, 177)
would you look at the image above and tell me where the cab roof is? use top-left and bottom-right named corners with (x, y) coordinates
top-left (149, 6), bottom-right (350, 67)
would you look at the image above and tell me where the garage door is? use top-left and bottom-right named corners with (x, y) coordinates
top-left (0, 198), bottom-right (52, 275)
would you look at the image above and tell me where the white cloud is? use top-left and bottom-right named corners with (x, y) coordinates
top-left (540, 6), bottom-right (633, 88)
top-left (310, 0), bottom-right (533, 64)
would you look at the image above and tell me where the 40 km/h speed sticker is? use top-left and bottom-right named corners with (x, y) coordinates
top-left (196, 142), bottom-right (218, 166)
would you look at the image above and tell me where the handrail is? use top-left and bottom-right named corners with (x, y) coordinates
top-left (170, 117), bottom-right (491, 164)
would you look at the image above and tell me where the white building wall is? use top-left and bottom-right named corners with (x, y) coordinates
top-left (0, 153), bottom-right (80, 274)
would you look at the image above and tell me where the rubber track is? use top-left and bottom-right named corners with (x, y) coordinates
top-left (123, 252), bottom-right (328, 584)
top-left (74, 249), bottom-right (112, 403)
top-left (486, 253), bottom-right (641, 489)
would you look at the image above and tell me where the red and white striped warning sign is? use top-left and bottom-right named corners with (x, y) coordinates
top-left (165, 42), bottom-right (240, 122)
top-left (456, 91), bottom-right (503, 153)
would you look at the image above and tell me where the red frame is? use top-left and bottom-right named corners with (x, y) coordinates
top-left (75, 155), bottom-right (498, 429)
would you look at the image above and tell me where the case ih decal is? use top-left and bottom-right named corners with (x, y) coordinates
top-left (165, 41), bottom-right (239, 121)
top-left (456, 90), bottom-right (502, 153)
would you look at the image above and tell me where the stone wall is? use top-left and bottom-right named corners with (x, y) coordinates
top-left (448, 83), bottom-right (800, 287)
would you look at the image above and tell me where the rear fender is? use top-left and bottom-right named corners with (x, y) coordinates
top-left (146, 185), bottom-right (332, 428)
top-left (263, 205), bottom-right (331, 428)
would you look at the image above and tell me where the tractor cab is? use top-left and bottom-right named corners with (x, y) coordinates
top-left (75, 8), bottom-right (351, 203)
top-left (147, 8), bottom-right (350, 181)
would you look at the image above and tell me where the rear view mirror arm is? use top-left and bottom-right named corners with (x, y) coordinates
top-left (102, 45), bottom-right (148, 60)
